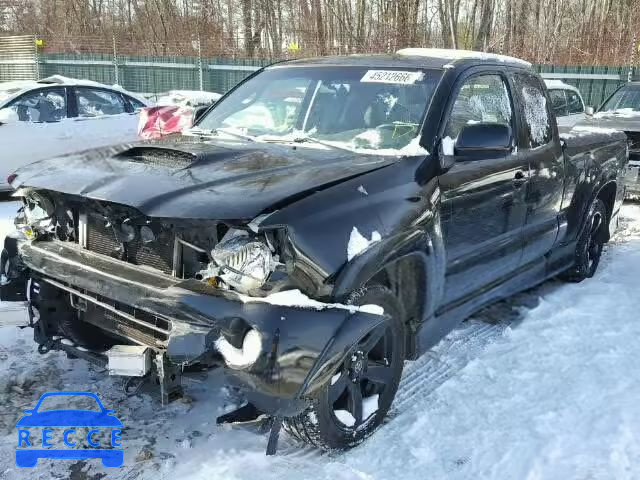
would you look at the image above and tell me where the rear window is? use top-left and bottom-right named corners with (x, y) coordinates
top-left (514, 74), bottom-right (553, 149)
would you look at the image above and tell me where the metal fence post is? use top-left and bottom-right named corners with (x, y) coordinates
top-left (197, 37), bottom-right (204, 91)
top-left (628, 33), bottom-right (637, 83)
top-left (113, 35), bottom-right (119, 85)
top-left (34, 34), bottom-right (40, 80)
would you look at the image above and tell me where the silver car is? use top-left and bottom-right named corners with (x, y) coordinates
top-left (0, 75), bottom-right (149, 191)
top-left (544, 79), bottom-right (588, 129)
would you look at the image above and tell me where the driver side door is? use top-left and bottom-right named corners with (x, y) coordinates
top-left (438, 72), bottom-right (529, 307)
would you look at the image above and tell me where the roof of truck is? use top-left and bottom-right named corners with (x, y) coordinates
top-left (273, 48), bottom-right (532, 70)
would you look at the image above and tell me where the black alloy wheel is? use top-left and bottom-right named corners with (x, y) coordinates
top-left (284, 285), bottom-right (405, 450)
top-left (562, 198), bottom-right (608, 282)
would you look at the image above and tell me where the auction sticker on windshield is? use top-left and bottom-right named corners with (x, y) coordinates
top-left (361, 70), bottom-right (424, 84)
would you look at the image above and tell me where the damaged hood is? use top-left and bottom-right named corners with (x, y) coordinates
top-left (12, 136), bottom-right (399, 219)
top-left (586, 112), bottom-right (640, 132)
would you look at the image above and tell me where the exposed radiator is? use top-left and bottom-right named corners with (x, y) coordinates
top-left (85, 214), bottom-right (175, 275)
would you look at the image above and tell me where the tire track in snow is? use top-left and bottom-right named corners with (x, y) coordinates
top-left (394, 319), bottom-right (511, 412)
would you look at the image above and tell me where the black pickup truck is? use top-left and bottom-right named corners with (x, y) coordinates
top-left (0, 49), bottom-right (628, 453)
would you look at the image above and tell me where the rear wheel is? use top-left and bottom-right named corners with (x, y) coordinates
top-left (561, 198), bottom-right (607, 282)
top-left (284, 285), bottom-right (405, 450)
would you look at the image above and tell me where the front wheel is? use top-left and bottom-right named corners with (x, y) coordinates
top-left (561, 198), bottom-right (608, 282)
top-left (284, 285), bottom-right (405, 450)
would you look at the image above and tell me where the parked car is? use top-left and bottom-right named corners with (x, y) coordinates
top-left (1, 49), bottom-right (628, 454)
top-left (544, 79), bottom-right (588, 128)
top-left (578, 81), bottom-right (640, 197)
top-left (138, 90), bottom-right (221, 140)
top-left (0, 75), bottom-right (150, 191)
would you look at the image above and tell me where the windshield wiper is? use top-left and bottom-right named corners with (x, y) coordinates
top-left (186, 126), bottom-right (256, 142)
top-left (261, 135), bottom-right (354, 153)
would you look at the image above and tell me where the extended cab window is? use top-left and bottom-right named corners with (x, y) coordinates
top-left (514, 74), bottom-right (552, 148)
top-left (444, 74), bottom-right (513, 140)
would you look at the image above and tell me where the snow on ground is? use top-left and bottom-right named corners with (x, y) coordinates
top-left (1, 200), bottom-right (640, 479)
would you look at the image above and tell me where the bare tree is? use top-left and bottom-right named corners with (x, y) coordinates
top-left (2, 0), bottom-right (639, 65)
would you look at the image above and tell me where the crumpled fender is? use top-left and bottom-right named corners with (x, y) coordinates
top-left (170, 285), bottom-right (386, 416)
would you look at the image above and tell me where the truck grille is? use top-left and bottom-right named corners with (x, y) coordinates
top-left (86, 215), bottom-right (175, 275)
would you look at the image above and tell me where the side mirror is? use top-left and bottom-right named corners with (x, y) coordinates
top-left (585, 106), bottom-right (595, 116)
top-left (0, 108), bottom-right (19, 125)
top-left (456, 123), bottom-right (512, 157)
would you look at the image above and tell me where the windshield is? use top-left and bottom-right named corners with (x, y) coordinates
top-left (197, 66), bottom-right (441, 153)
top-left (600, 85), bottom-right (640, 113)
top-left (0, 86), bottom-right (26, 103)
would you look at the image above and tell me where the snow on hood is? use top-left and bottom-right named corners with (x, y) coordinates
top-left (594, 108), bottom-right (640, 119)
top-left (156, 90), bottom-right (222, 107)
top-left (0, 81), bottom-right (38, 103)
top-left (571, 125), bottom-right (620, 135)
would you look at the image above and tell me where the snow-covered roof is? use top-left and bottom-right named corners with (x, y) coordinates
top-left (544, 79), bottom-right (581, 94)
top-left (396, 48), bottom-right (532, 68)
top-left (0, 75), bottom-right (149, 107)
top-left (155, 90), bottom-right (222, 107)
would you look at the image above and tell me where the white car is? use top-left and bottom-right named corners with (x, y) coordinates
top-left (544, 79), bottom-right (588, 128)
top-left (0, 75), bottom-right (150, 191)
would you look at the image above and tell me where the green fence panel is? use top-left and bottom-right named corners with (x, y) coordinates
top-left (533, 64), bottom-right (628, 108)
top-left (37, 53), bottom-right (635, 108)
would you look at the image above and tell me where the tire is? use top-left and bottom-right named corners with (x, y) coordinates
top-left (284, 285), bottom-right (406, 450)
top-left (560, 198), bottom-right (608, 283)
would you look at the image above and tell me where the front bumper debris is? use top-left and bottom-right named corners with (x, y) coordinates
top-left (1, 236), bottom-right (385, 418)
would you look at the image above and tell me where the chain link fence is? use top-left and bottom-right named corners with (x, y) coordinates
top-left (1, 34), bottom-right (637, 108)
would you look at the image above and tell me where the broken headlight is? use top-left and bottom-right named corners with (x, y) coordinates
top-left (199, 230), bottom-right (277, 294)
top-left (16, 191), bottom-right (55, 239)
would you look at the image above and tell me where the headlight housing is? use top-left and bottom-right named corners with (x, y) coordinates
top-left (16, 191), bottom-right (55, 239)
top-left (199, 230), bottom-right (277, 294)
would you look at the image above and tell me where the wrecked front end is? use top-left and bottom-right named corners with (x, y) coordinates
top-left (0, 190), bottom-right (384, 432)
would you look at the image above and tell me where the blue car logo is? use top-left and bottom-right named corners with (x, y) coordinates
top-left (16, 391), bottom-right (123, 468)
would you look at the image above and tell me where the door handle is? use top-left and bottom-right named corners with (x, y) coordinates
top-left (513, 170), bottom-right (527, 187)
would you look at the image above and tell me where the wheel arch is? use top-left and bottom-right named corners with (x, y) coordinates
top-left (595, 180), bottom-right (617, 241)
top-left (331, 227), bottom-right (444, 360)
